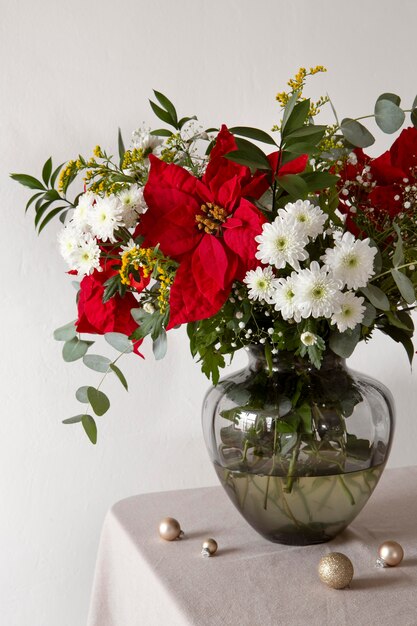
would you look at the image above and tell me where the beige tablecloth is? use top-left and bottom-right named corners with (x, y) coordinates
top-left (87, 467), bottom-right (417, 626)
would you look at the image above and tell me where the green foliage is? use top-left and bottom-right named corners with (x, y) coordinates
top-left (104, 332), bottom-right (133, 353)
top-left (83, 354), bottom-right (112, 372)
top-left (340, 118), bottom-right (375, 148)
top-left (62, 338), bottom-right (93, 362)
top-left (110, 363), bottom-right (128, 391)
top-left (374, 95), bottom-right (405, 134)
top-left (82, 415), bottom-right (97, 444)
top-left (87, 387), bottom-right (110, 416)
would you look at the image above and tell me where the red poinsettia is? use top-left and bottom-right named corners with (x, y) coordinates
top-left (338, 127), bottom-right (417, 233)
top-left (76, 261), bottom-right (143, 355)
top-left (139, 126), bottom-right (307, 328)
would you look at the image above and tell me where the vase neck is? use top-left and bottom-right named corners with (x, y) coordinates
top-left (247, 345), bottom-right (345, 373)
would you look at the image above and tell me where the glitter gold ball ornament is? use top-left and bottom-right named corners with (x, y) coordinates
top-left (318, 552), bottom-right (354, 589)
top-left (377, 541), bottom-right (404, 567)
top-left (201, 538), bottom-right (218, 557)
top-left (158, 517), bottom-right (184, 541)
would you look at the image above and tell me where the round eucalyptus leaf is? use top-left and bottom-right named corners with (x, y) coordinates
top-left (54, 321), bottom-right (77, 342)
top-left (374, 99), bottom-right (405, 134)
top-left (87, 387), bottom-right (110, 417)
top-left (104, 332), bottom-right (133, 353)
top-left (152, 330), bottom-right (167, 360)
top-left (83, 354), bottom-right (112, 372)
top-left (411, 108), bottom-right (417, 129)
top-left (340, 118), bottom-right (375, 148)
top-left (377, 92), bottom-right (401, 106)
top-left (62, 414), bottom-right (84, 424)
top-left (62, 338), bottom-right (90, 362)
top-left (75, 386), bottom-right (90, 403)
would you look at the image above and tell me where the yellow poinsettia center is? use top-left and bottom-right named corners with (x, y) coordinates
top-left (195, 202), bottom-right (228, 235)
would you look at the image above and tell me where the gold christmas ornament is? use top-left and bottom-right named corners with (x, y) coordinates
top-left (376, 541), bottom-right (404, 568)
top-left (318, 552), bottom-right (354, 589)
top-left (201, 538), bottom-right (218, 557)
top-left (158, 517), bottom-right (184, 541)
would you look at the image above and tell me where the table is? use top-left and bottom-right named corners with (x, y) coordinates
top-left (87, 467), bottom-right (417, 626)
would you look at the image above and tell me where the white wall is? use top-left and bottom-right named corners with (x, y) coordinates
top-left (2, 0), bottom-right (417, 624)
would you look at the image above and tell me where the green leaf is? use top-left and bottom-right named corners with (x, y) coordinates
top-left (329, 325), bottom-right (361, 358)
top-left (275, 414), bottom-right (300, 433)
top-left (297, 403), bottom-right (313, 434)
top-left (411, 108), bottom-right (417, 128)
top-left (62, 338), bottom-right (92, 362)
top-left (392, 223), bottom-right (404, 266)
top-left (110, 363), bottom-right (128, 391)
top-left (224, 149), bottom-right (271, 171)
top-left (281, 90), bottom-right (300, 131)
top-left (102, 275), bottom-right (121, 303)
top-left (118, 128), bottom-right (125, 163)
top-left (229, 126), bottom-right (277, 145)
top-left (62, 415), bottom-right (84, 424)
top-left (152, 330), bottom-right (167, 360)
top-left (38, 206), bottom-right (68, 233)
top-left (380, 325), bottom-right (414, 364)
top-left (374, 99), bottom-right (405, 134)
top-left (50, 163), bottom-right (65, 188)
top-left (281, 99), bottom-right (310, 137)
top-left (76, 386), bottom-right (90, 403)
top-left (25, 192), bottom-right (44, 214)
top-left (362, 302), bottom-right (376, 326)
top-left (82, 415), bottom-right (97, 444)
top-left (87, 387), bottom-right (110, 416)
top-left (277, 174), bottom-right (308, 197)
top-left (53, 320), bottom-right (77, 341)
top-left (285, 124), bottom-right (327, 140)
top-left (340, 118), bottom-right (375, 148)
top-left (178, 115), bottom-right (197, 129)
top-left (391, 269), bottom-right (416, 304)
top-left (10, 173), bottom-right (45, 190)
top-left (201, 349), bottom-right (225, 385)
top-left (301, 171), bottom-right (339, 192)
top-left (153, 90), bottom-right (178, 125)
top-left (149, 99), bottom-right (176, 127)
top-left (104, 332), bottom-right (133, 353)
top-left (41, 157), bottom-right (53, 186)
top-left (360, 284), bottom-right (390, 311)
top-left (386, 310), bottom-right (414, 331)
top-left (83, 354), bottom-right (112, 373)
top-left (377, 93), bottom-right (401, 106)
top-left (150, 128), bottom-right (173, 137)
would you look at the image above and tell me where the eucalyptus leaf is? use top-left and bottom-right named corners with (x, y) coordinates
top-left (374, 99), bottom-right (405, 134)
top-left (362, 302), bottom-right (377, 327)
top-left (340, 118), bottom-right (375, 148)
top-left (62, 338), bottom-right (92, 362)
top-left (391, 269), bottom-right (416, 304)
top-left (76, 386), bottom-right (90, 403)
top-left (62, 415), bottom-right (84, 424)
top-left (104, 332), bottom-right (133, 353)
top-left (53, 320), bottom-right (77, 342)
top-left (360, 284), bottom-right (390, 311)
top-left (411, 109), bottom-right (417, 128)
top-left (153, 330), bottom-right (167, 360)
top-left (329, 325), bottom-right (361, 358)
top-left (377, 93), bottom-right (401, 106)
top-left (110, 363), bottom-right (128, 391)
top-left (83, 354), bottom-right (112, 372)
top-left (87, 387), bottom-right (110, 416)
top-left (82, 415), bottom-right (97, 444)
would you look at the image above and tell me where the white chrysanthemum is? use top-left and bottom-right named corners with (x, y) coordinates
top-left (131, 126), bottom-right (163, 153)
top-left (72, 191), bottom-right (96, 232)
top-left (243, 266), bottom-right (278, 302)
top-left (278, 199), bottom-right (327, 240)
top-left (118, 184), bottom-right (148, 228)
top-left (272, 273), bottom-right (302, 322)
top-left (331, 291), bottom-right (365, 332)
top-left (300, 331), bottom-right (318, 346)
top-left (71, 235), bottom-right (102, 276)
top-left (255, 218), bottom-right (309, 270)
top-left (322, 231), bottom-right (377, 290)
top-left (58, 223), bottom-right (79, 265)
top-left (294, 261), bottom-right (342, 319)
top-left (89, 195), bottom-right (124, 242)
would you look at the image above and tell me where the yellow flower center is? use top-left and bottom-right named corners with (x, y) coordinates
top-left (195, 202), bottom-right (228, 235)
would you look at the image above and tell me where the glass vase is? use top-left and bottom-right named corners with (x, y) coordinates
top-left (202, 346), bottom-right (394, 545)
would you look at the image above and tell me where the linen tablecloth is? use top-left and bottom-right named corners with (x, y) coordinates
top-left (87, 467), bottom-right (417, 626)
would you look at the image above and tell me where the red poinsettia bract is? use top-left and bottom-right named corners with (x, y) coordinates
top-left (76, 261), bottom-right (143, 355)
top-left (139, 126), bottom-right (307, 328)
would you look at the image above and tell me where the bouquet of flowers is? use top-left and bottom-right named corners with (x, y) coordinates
top-left (12, 67), bottom-right (417, 445)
